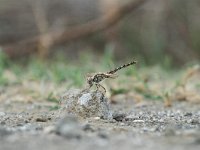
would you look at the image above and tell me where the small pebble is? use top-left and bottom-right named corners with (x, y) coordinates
top-left (35, 115), bottom-right (49, 122)
top-left (44, 126), bottom-right (56, 134)
top-left (184, 112), bottom-right (193, 117)
top-left (82, 124), bottom-right (94, 132)
top-left (112, 112), bottom-right (126, 122)
top-left (0, 126), bottom-right (12, 137)
top-left (55, 115), bottom-right (82, 139)
top-left (190, 119), bottom-right (199, 125)
top-left (0, 112), bottom-right (5, 116)
top-left (98, 131), bottom-right (108, 139)
top-left (93, 117), bottom-right (101, 120)
top-left (133, 120), bottom-right (145, 123)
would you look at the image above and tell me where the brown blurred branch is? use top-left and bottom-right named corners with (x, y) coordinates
top-left (2, 0), bottom-right (147, 58)
top-left (29, 0), bottom-right (50, 58)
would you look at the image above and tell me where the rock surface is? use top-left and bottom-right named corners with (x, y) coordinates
top-left (60, 89), bottom-right (112, 119)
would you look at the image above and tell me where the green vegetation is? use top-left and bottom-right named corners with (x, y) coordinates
top-left (0, 49), bottom-right (199, 105)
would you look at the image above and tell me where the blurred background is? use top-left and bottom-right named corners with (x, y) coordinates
top-left (0, 0), bottom-right (200, 66)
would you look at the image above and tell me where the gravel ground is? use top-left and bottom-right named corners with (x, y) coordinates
top-left (0, 91), bottom-right (200, 150)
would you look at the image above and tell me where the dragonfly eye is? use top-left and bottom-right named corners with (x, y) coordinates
top-left (97, 76), bottom-right (103, 81)
top-left (93, 77), bottom-right (98, 82)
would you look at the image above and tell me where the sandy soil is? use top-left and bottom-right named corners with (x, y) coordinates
top-left (0, 90), bottom-right (200, 150)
